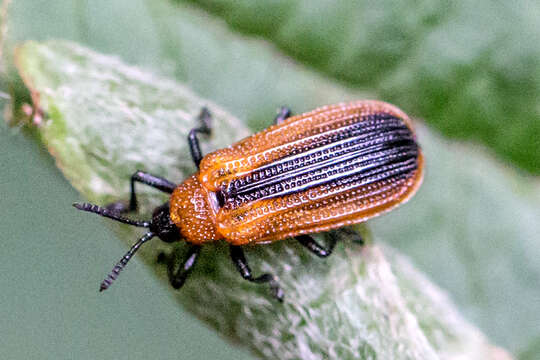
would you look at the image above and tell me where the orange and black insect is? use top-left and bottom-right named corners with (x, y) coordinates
top-left (74, 100), bottom-right (424, 301)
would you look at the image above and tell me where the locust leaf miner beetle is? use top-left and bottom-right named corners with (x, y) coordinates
top-left (74, 100), bottom-right (424, 301)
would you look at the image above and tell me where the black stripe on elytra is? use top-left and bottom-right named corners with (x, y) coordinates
top-left (228, 117), bottom-right (408, 193)
top-left (221, 114), bottom-right (419, 206)
top-left (227, 142), bottom-right (418, 206)
top-left (236, 114), bottom-right (405, 184)
top-left (232, 131), bottom-right (414, 196)
top-left (267, 114), bottom-right (405, 159)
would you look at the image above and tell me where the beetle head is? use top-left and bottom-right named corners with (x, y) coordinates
top-left (73, 201), bottom-right (181, 291)
top-left (149, 203), bottom-right (181, 243)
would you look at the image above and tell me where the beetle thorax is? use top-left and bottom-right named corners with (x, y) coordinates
top-left (169, 174), bottom-right (221, 244)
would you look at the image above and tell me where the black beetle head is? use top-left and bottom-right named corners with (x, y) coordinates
top-left (149, 203), bottom-right (181, 243)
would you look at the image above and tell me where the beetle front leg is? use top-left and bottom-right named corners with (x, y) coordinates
top-left (229, 245), bottom-right (284, 302)
top-left (274, 106), bottom-right (292, 125)
top-left (296, 232), bottom-right (338, 258)
top-left (168, 245), bottom-right (201, 289)
top-left (188, 107), bottom-right (213, 168)
top-left (106, 170), bottom-right (177, 213)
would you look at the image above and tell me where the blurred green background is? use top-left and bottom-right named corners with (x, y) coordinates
top-left (1, 0), bottom-right (539, 359)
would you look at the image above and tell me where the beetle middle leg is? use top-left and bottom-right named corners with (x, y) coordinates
top-left (188, 107), bottom-right (213, 168)
top-left (106, 171), bottom-right (176, 213)
top-left (274, 106), bottom-right (292, 125)
top-left (229, 245), bottom-right (284, 302)
top-left (296, 232), bottom-right (338, 258)
top-left (168, 245), bottom-right (202, 289)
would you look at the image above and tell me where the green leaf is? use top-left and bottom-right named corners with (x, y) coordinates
top-left (180, 0), bottom-right (540, 174)
top-left (4, 0), bottom-right (539, 358)
top-left (14, 40), bottom-right (510, 360)
top-left (13, 40), bottom-right (249, 207)
top-left (373, 125), bottom-right (540, 358)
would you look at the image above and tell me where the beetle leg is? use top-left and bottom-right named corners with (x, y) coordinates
top-left (106, 170), bottom-right (176, 213)
top-left (337, 227), bottom-right (364, 245)
top-left (168, 245), bottom-right (201, 289)
top-left (296, 232), bottom-right (338, 258)
top-left (188, 107), bottom-right (213, 168)
top-left (229, 245), bottom-right (284, 302)
top-left (274, 106), bottom-right (292, 125)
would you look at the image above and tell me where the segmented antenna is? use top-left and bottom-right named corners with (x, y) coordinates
top-left (100, 232), bottom-right (156, 291)
top-left (73, 202), bottom-right (155, 291)
top-left (73, 202), bottom-right (150, 227)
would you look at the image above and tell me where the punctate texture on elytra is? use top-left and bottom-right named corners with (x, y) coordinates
top-left (171, 100), bottom-right (423, 245)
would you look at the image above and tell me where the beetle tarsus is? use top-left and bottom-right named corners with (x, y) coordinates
top-left (197, 107), bottom-right (213, 133)
top-left (168, 245), bottom-right (201, 289)
top-left (274, 106), bottom-right (292, 125)
top-left (229, 245), bottom-right (284, 302)
top-left (188, 107), bottom-right (213, 168)
top-left (297, 232), bottom-right (338, 258)
top-left (337, 227), bottom-right (364, 245)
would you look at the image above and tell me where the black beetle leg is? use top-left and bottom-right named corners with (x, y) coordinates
top-left (274, 106), bottom-right (292, 125)
top-left (337, 227), bottom-right (364, 245)
top-left (168, 245), bottom-right (202, 289)
top-left (188, 107), bottom-right (213, 168)
top-left (296, 232), bottom-right (338, 258)
top-left (106, 171), bottom-right (176, 213)
top-left (229, 245), bottom-right (284, 302)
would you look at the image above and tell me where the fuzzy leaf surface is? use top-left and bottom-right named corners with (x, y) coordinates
top-left (14, 40), bottom-right (510, 360)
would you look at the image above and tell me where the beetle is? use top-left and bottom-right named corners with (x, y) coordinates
top-left (74, 100), bottom-right (424, 301)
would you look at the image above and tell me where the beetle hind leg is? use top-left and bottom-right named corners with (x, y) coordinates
top-left (297, 232), bottom-right (338, 258)
top-left (167, 245), bottom-right (202, 289)
top-left (274, 106), bottom-right (292, 125)
top-left (337, 227), bottom-right (364, 245)
top-left (229, 245), bottom-right (284, 302)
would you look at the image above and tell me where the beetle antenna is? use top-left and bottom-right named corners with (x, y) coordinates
top-left (100, 232), bottom-right (156, 291)
top-left (73, 202), bottom-right (150, 228)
